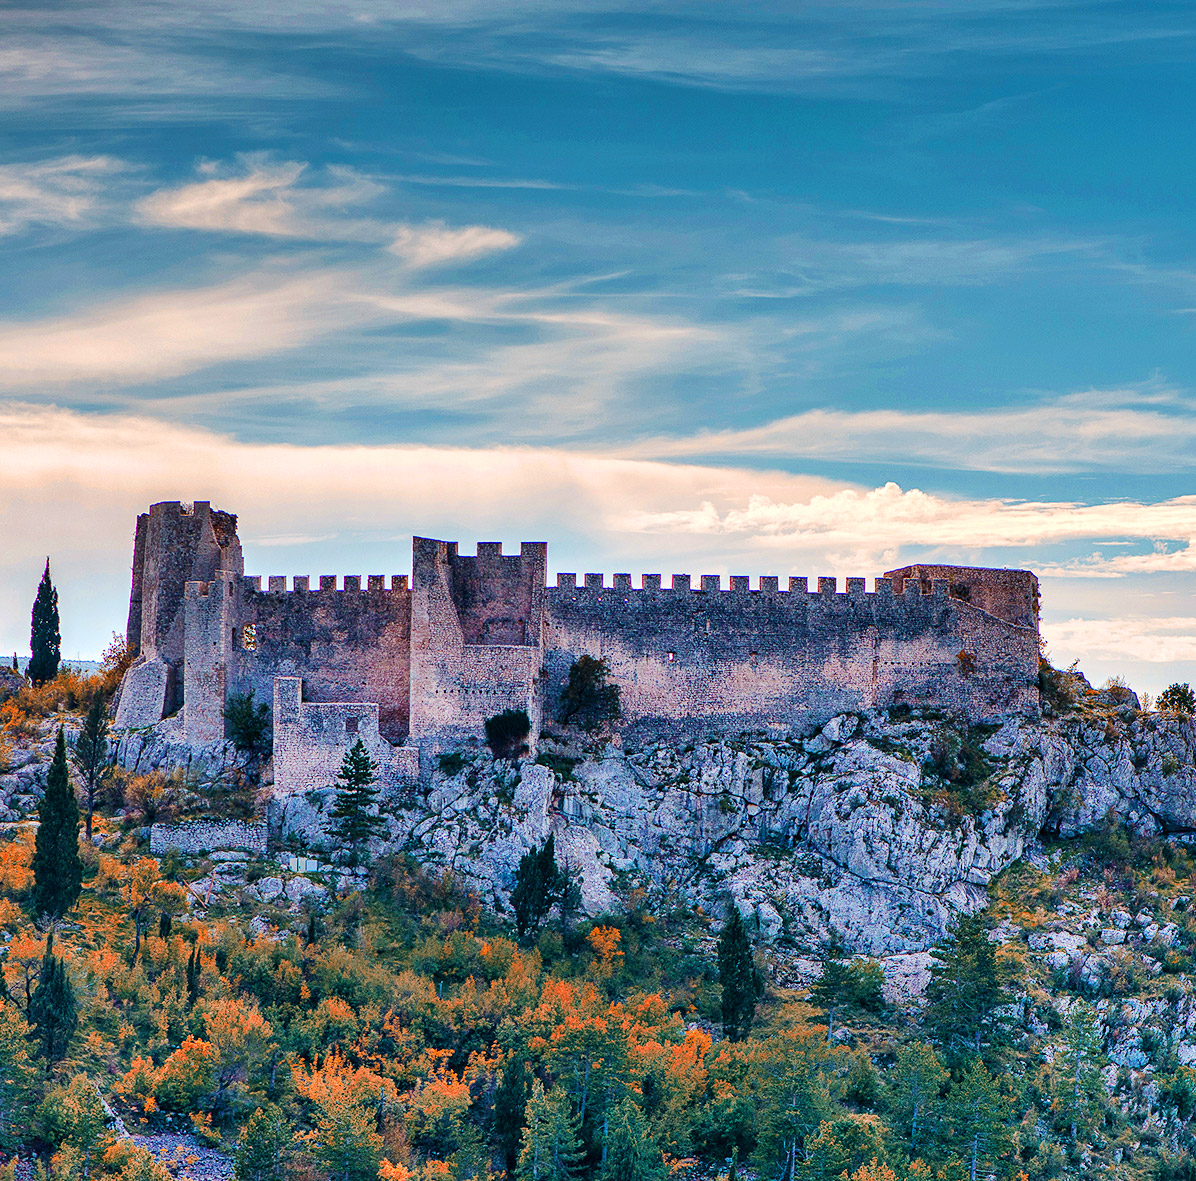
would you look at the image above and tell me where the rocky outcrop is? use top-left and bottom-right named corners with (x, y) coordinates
top-left (107, 702), bottom-right (1196, 957)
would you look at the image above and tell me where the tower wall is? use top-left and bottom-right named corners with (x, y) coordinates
top-left (408, 538), bottom-right (546, 746)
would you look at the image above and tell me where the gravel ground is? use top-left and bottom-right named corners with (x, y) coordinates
top-left (130, 1134), bottom-right (234, 1181)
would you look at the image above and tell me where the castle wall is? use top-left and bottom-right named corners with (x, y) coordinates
top-left (544, 572), bottom-right (1039, 737)
top-left (409, 538), bottom-right (546, 745)
top-left (272, 676), bottom-right (418, 798)
top-left (885, 564), bottom-right (1039, 629)
top-left (114, 502), bottom-right (1041, 767)
top-left (232, 575), bottom-right (412, 743)
top-left (183, 574), bottom-right (238, 746)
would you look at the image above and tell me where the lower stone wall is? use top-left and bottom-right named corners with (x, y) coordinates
top-left (150, 818), bottom-right (268, 857)
top-left (273, 676), bottom-right (419, 795)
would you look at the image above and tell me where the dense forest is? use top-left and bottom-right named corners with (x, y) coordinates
top-left (4, 649), bottom-right (1196, 1181)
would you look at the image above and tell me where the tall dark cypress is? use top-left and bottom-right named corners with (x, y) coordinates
top-left (28, 559), bottom-right (61, 687)
top-left (29, 931), bottom-right (78, 1071)
top-left (31, 728), bottom-right (83, 920)
top-left (717, 906), bottom-right (763, 1042)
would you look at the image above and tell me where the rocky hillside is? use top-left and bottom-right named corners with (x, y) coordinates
top-left (106, 691), bottom-right (1196, 963)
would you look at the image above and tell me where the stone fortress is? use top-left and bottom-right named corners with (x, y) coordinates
top-left (114, 500), bottom-right (1041, 791)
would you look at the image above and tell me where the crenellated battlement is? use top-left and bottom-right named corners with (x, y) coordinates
top-left (549, 572), bottom-right (955, 601)
top-left (242, 574), bottom-right (410, 594)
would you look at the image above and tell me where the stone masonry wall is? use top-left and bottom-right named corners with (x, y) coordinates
top-left (544, 571), bottom-right (1038, 738)
top-left (234, 576), bottom-right (412, 743)
top-left (409, 538), bottom-right (545, 746)
top-left (272, 676), bottom-right (419, 797)
top-left (149, 818), bottom-right (267, 857)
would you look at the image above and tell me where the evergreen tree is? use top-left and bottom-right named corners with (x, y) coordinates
top-left (328, 740), bottom-right (384, 867)
top-left (0, 1002), bottom-right (38, 1149)
top-left (511, 834), bottom-right (563, 941)
top-left (559, 656), bottom-right (621, 728)
top-left (517, 1081), bottom-right (584, 1181)
top-left (31, 727), bottom-right (83, 920)
top-left (1159, 683), bottom-right (1196, 714)
top-left (62, 1074), bottom-right (110, 1180)
top-left (943, 1059), bottom-right (1009, 1181)
top-left (810, 952), bottom-right (851, 1043)
top-left (496, 1055), bottom-right (534, 1174)
top-left (235, 1106), bottom-right (293, 1181)
top-left (312, 1088), bottom-right (382, 1181)
top-left (887, 1043), bottom-right (947, 1155)
top-left (922, 912), bottom-right (1009, 1059)
top-left (29, 931), bottom-right (79, 1071)
top-left (1053, 1001), bottom-right (1105, 1144)
top-left (72, 694), bottom-right (112, 841)
top-left (751, 1048), bottom-right (835, 1181)
top-left (29, 558), bottom-right (61, 687)
top-left (602, 1098), bottom-right (664, 1181)
top-left (718, 907), bottom-right (763, 1042)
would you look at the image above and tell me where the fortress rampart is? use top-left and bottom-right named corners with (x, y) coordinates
top-left (114, 502), bottom-right (1040, 787)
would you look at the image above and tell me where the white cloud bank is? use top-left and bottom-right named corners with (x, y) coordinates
top-left (3, 403), bottom-right (1196, 673)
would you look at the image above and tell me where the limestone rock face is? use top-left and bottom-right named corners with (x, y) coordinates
top-left (114, 704), bottom-right (1196, 956)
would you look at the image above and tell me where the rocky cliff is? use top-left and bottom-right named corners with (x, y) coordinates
top-left (249, 701), bottom-right (1196, 959)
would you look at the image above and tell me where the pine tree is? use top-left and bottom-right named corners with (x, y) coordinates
top-left (328, 739), bottom-right (384, 867)
top-left (496, 1055), bottom-right (534, 1174)
top-left (601, 1098), bottom-right (664, 1181)
top-left (718, 907), bottom-right (763, 1042)
top-left (810, 952), bottom-right (851, 1043)
top-left (0, 1002), bottom-right (38, 1149)
top-left (1053, 1001), bottom-right (1105, 1143)
top-left (517, 1081), bottom-right (584, 1181)
top-left (887, 1042), bottom-right (947, 1154)
top-left (944, 1059), bottom-right (1010, 1181)
top-left (312, 1087), bottom-right (383, 1181)
top-left (511, 834), bottom-right (563, 941)
top-left (31, 727), bottom-right (83, 920)
top-left (62, 1074), bottom-right (110, 1180)
top-left (235, 1106), bottom-right (293, 1181)
top-left (72, 694), bottom-right (111, 841)
top-left (29, 931), bottom-right (79, 1071)
top-left (29, 558), bottom-right (61, 687)
top-left (923, 912), bottom-right (1009, 1059)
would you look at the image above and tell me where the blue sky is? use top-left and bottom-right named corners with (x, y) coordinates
top-left (2, 0), bottom-right (1196, 694)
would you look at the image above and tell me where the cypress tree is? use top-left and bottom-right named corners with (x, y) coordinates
top-left (29, 558), bottom-right (61, 687)
top-left (29, 931), bottom-right (79, 1071)
top-left (511, 833), bottom-right (563, 941)
top-left (31, 727), bottom-right (83, 920)
top-left (72, 693), bottom-right (111, 841)
top-left (718, 906), bottom-right (763, 1042)
top-left (328, 739), bottom-right (384, 867)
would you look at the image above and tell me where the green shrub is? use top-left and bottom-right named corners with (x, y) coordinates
top-left (485, 709), bottom-right (530, 758)
top-left (224, 691), bottom-right (270, 754)
top-left (1159, 683), bottom-right (1196, 715)
top-left (438, 751), bottom-right (468, 777)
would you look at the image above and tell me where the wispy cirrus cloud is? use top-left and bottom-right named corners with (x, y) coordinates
top-left (0, 269), bottom-right (371, 386)
top-left (726, 233), bottom-right (1100, 296)
top-left (136, 157), bottom-right (521, 266)
top-left (0, 154), bottom-right (127, 236)
top-left (635, 386), bottom-right (1196, 475)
